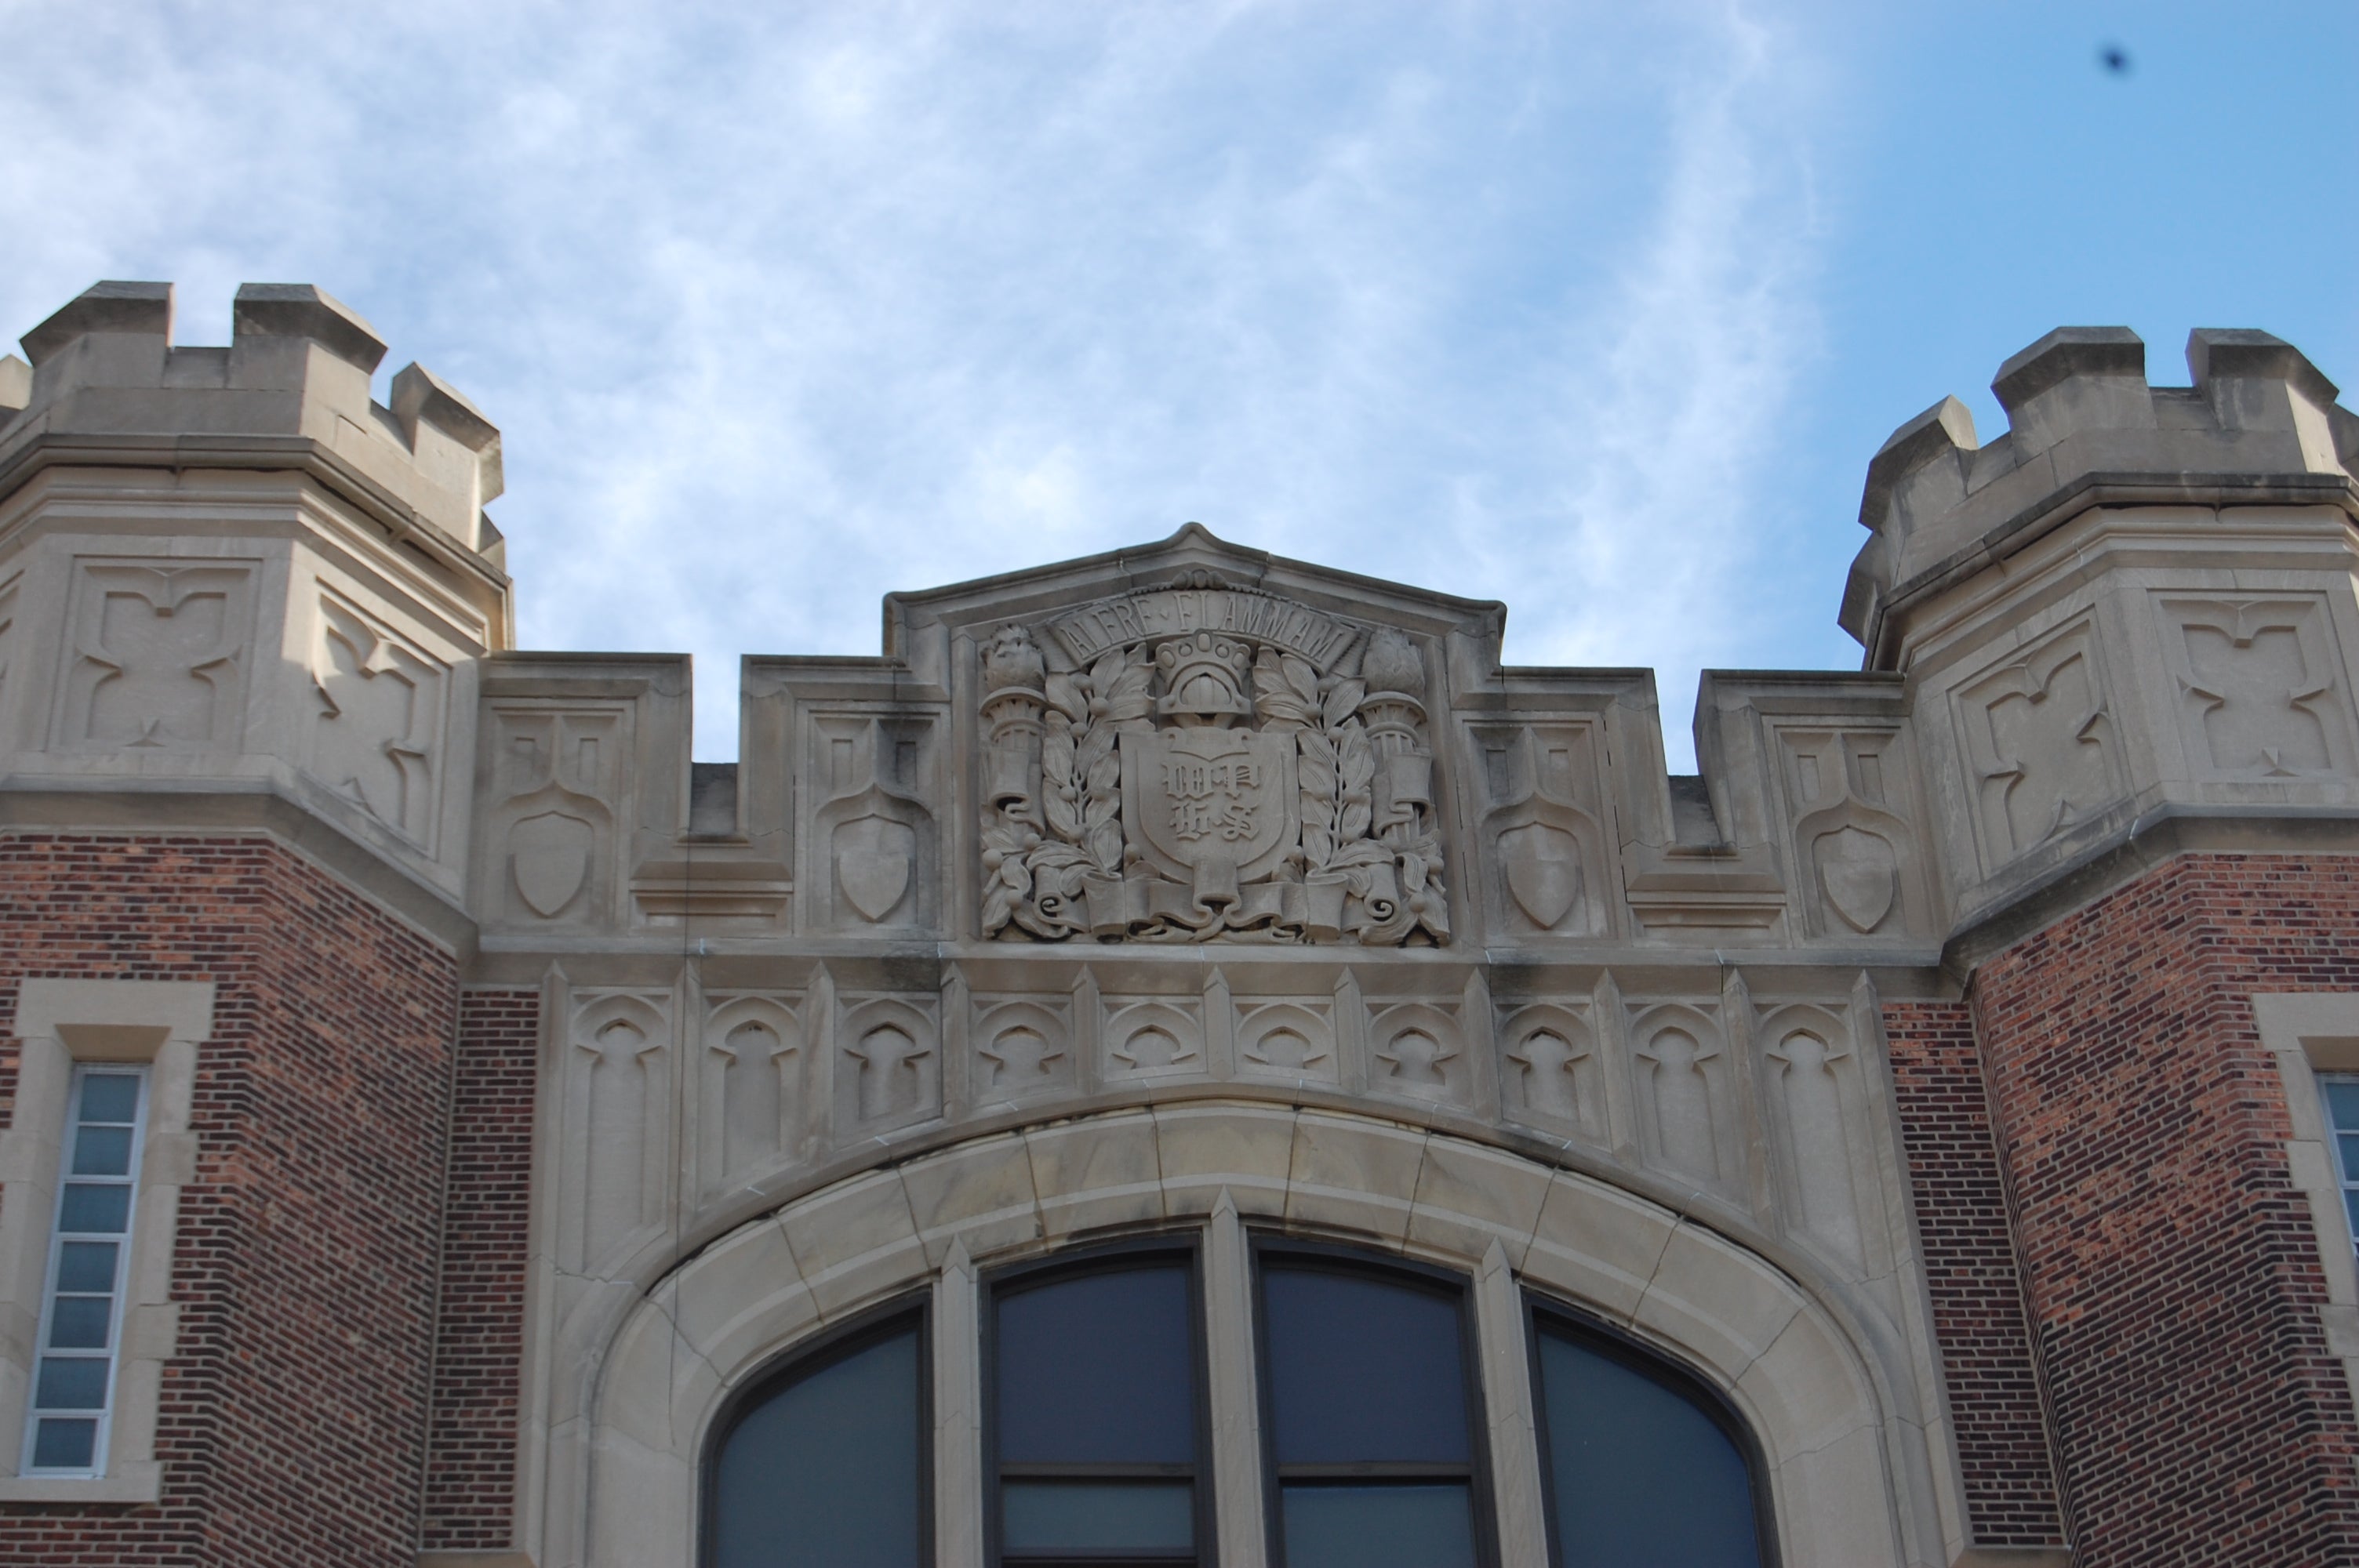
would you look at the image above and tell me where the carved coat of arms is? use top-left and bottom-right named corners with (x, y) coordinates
top-left (976, 578), bottom-right (1449, 946)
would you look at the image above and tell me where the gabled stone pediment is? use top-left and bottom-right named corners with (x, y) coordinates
top-left (881, 521), bottom-right (1508, 659)
top-left (892, 525), bottom-right (1501, 947)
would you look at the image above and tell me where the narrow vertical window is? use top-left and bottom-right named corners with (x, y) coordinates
top-left (990, 1254), bottom-right (1205, 1565)
top-left (1258, 1254), bottom-right (1487, 1568)
top-left (2323, 1075), bottom-right (2359, 1254)
top-left (708, 1312), bottom-right (927, 1568)
top-left (24, 1065), bottom-right (147, 1476)
top-left (1531, 1313), bottom-right (1768, 1568)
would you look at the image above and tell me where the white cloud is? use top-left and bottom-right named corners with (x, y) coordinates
top-left (0, 0), bottom-right (1831, 768)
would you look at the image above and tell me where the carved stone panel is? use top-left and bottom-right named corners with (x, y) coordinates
top-left (1776, 727), bottom-right (1928, 938)
top-left (836, 995), bottom-right (942, 1136)
top-left (1629, 1003), bottom-right (1739, 1197)
top-left (1954, 619), bottom-right (2121, 868)
top-left (977, 577), bottom-right (1448, 946)
top-left (481, 704), bottom-right (628, 925)
top-left (1101, 996), bottom-right (1207, 1083)
top-left (53, 561), bottom-right (255, 752)
top-left (308, 591), bottom-right (445, 844)
top-left (1234, 999), bottom-right (1339, 1087)
top-left (973, 996), bottom-right (1075, 1105)
top-left (1470, 724), bottom-right (1611, 938)
top-left (698, 993), bottom-right (805, 1199)
top-left (1367, 1000), bottom-right (1469, 1107)
top-left (810, 715), bottom-right (936, 932)
top-left (2156, 595), bottom-right (2357, 780)
top-left (561, 990), bottom-right (673, 1276)
top-left (1760, 1007), bottom-right (1868, 1267)
top-left (1499, 1003), bottom-right (1607, 1144)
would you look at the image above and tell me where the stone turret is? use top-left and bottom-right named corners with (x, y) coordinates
top-left (1835, 325), bottom-right (2359, 935)
top-left (0, 281), bottom-right (511, 917)
top-left (1842, 325), bottom-right (2358, 664)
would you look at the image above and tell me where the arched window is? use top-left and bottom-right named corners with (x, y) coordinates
top-left (987, 1246), bottom-right (1208, 1566)
top-left (1529, 1308), bottom-right (1772, 1568)
top-left (698, 1234), bottom-right (1781, 1567)
top-left (1256, 1248), bottom-right (1490, 1568)
top-left (707, 1307), bottom-right (929, 1568)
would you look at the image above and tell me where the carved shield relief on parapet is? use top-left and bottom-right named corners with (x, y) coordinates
top-left (976, 575), bottom-right (1449, 944)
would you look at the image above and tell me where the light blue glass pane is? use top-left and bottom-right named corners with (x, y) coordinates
top-left (1002, 1480), bottom-right (1193, 1551)
top-left (72, 1125), bottom-right (134, 1178)
top-left (35, 1356), bottom-right (108, 1410)
top-left (1281, 1484), bottom-right (1475, 1568)
top-left (31, 1417), bottom-right (96, 1469)
top-left (1539, 1330), bottom-right (1762, 1568)
top-left (48, 1296), bottom-right (111, 1350)
top-left (59, 1184), bottom-right (132, 1234)
top-left (2326, 1080), bottom-right (2359, 1131)
top-left (713, 1327), bottom-right (922, 1568)
top-left (79, 1075), bottom-right (139, 1124)
top-left (2337, 1133), bottom-right (2359, 1179)
top-left (57, 1242), bottom-right (118, 1294)
top-left (2344, 1189), bottom-right (2359, 1239)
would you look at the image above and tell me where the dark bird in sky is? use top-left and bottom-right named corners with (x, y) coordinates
top-left (2099, 43), bottom-right (2133, 74)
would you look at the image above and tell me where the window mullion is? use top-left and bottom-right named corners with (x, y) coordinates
top-left (936, 1240), bottom-right (986, 1568)
top-left (1204, 1191), bottom-right (1270, 1568)
top-left (1471, 1241), bottom-right (1548, 1568)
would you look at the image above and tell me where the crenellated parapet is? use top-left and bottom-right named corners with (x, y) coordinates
top-left (1840, 326), bottom-right (2359, 934)
top-left (0, 281), bottom-right (511, 912)
top-left (20, 281), bottom-right (2359, 1568)
top-left (1843, 325), bottom-right (2359, 661)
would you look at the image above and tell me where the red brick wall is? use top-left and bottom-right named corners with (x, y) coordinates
top-left (1973, 853), bottom-right (2359, 1566)
top-left (1882, 1000), bottom-right (2066, 1549)
top-left (0, 833), bottom-right (458, 1568)
top-left (422, 987), bottom-right (540, 1552)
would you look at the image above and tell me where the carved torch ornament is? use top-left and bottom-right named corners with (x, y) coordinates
top-left (978, 584), bottom-right (1448, 945)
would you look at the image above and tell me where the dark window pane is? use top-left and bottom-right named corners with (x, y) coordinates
top-left (56, 1242), bottom-right (118, 1294)
top-left (713, 1327), bottom-right (922, 1568)
top-left (59, 1183), bottom-right (132, 1235)
top-left (35, 1356), bottom-right (109, 1410)
top-left (1537, 1328), bottom-right (1762, 1568)
top-left (998, 1265), bottom-right (1195, 1465)
top-left (72, 1125), bottom-right (134, 1178)
top-left (1281, 1483), bottom-right (1477, 1568)
top-left (2339, 1132), bottom-right (2359, 1178)
top-left (48, 1296), bottom-right (112, 1350)
top-left (31, 1417), bottom-right (96, 1470)
top-left (79, 1075), bottom-right (140, 1124)
top-left (1001, 1479), bottom-right (1194, 1552)
top-left (1263, 1265), bottom-right (1470, 1464)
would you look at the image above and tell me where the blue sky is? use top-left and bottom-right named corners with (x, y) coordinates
top-left (5, 1), bottom-right (2353, 766)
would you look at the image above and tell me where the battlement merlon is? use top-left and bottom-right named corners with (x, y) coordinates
top-left (1841, 325), bottom-right (2359, 667)
top-left (0, 279), bottom-right (508, 584)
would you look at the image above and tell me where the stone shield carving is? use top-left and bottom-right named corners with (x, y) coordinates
top-left (834, 815), bottom-right (915, 923)
top-left (977, 579), bottom-right (1448, 945)
top-left (1499, 822), bottom-right (1583, 930)
top-left (511, 809), bottom-right (594, 917)
top-left (1813, 826), bottom-right (1897, 935)
top-left (1122, 727), bottom-right (1299, 905)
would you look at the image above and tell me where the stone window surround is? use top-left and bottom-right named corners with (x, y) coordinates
top-left (2252, 993), bottom-right (2359, 1415)
top-left (561, 1105), bottom-right (1902, 1568)
top-left (0, 978), bottom-right (212, 1504)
